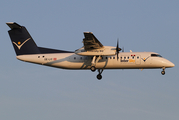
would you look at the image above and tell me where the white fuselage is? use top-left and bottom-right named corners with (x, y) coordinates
top-left (16, 52), bottom-right (174, 70)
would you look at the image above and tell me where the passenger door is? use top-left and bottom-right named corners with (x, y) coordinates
top-left (135, 55), bottom-right (141, 64)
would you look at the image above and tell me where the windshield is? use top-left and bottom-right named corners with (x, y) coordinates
top-left (151, 54), bottom-right (162, 57)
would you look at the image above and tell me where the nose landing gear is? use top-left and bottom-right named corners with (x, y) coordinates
top-left (161, 70), bottom-right (165, 75)
top-left (161, 67), bottom-right (165, 75)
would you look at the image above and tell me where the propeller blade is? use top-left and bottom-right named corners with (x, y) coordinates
top-left (116, 39), bottom-right (119, 51)
top-left (116, 39), bottom-right (121, 60)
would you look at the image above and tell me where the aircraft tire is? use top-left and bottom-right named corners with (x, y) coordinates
top-left (97, 74), bottom-right (102, 80)
top-left (91, 66), bottom-right (96, 72)
top-left (161, 71), bottom-right (165, 75)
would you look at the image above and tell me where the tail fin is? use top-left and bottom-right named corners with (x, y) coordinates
top-left (6, 22), bottom-right (40, 55)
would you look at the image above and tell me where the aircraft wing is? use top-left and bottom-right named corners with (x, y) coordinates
top-left (83, 32), bottom-right (103, 51)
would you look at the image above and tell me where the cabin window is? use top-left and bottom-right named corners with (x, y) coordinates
top-left (74, 57), bottom-right (76, 60)
top-left (113, 57), bottom-right (115, 59)
top-left (80, 57), bottom-right (82, 60)
top-left (132, 56), bottom-right (135, 59)
top-left (38, 56), bottom-right (40, 58)
top-left (106, 57), bottom-right (108, 59)
top-left (137, 56), bottom-right (139, 59)
top-left (110, 57), bottom-right (112, 59)
top-left (121, 57), bottom-right (122, 59)
top-left (128, 57), bottom-right (129, 59)
top-left (124, 57), bottom-right (126, 59)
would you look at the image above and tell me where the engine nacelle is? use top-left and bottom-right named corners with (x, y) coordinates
top-left (75, 46), bottom-right (116, 56)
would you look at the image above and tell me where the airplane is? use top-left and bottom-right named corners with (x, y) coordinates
top-left (6, 22), bottom-right (175, 80)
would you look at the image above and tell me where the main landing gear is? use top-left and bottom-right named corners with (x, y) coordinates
top-left (161, 67), bottom-right (165, 75)
top-left (90, 56), bottom-right (101, 72)
top-left (90, 66), bottom-right (96, 72)
top-left (96, 69), bottom-right (103, 80)
top-left (90, 66), bottom-right (103, 80)
top-left (90, 56), bottom-right (104, 80)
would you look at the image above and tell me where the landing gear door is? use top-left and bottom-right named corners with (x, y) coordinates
top-left (135, 55), bottom-right (141, 64)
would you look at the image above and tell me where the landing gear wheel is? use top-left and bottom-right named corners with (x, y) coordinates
top-left (161, 71), bottom-right (165, 75)
top-left (97, 74), bottom-right (102, 80)
top-left (90, 66), bottom-right (96, 72)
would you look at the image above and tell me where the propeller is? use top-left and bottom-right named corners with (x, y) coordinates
top-left (116, 39), bottom-right (122, 60)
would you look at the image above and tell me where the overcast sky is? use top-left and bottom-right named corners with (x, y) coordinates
top-left (0, 0), bottom-right (178, 120)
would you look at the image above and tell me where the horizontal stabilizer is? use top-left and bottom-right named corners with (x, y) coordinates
top-left (6, 22), bottom-right (22, 29)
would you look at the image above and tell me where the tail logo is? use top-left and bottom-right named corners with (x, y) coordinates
top-left (13, 38), bottom-right (31, 50)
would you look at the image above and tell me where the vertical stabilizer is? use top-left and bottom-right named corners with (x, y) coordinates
top-left (6, 22), bottom-right (40, 55)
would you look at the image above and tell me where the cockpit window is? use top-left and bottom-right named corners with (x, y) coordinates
top-left (151, 54), bottom-right (162, 57)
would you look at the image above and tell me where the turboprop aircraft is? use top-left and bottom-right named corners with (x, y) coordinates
top-left (6, 22), bottom-right (175, 80)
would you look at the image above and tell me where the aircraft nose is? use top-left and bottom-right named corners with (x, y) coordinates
top-left (169, 61), bottom-right (175, 68)
top-left (165, 60), bottom-right (175, 68)
top-left (159, 58), bottom-right (175, 68)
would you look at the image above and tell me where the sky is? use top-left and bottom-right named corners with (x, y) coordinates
top-left (0, 0), bottom-right (179, 120)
